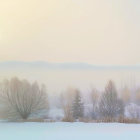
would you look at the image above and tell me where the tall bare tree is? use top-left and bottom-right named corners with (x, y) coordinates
top-left (135, 88), bottom-right (140, 105)
top-left (98, 80), bottom-right (124, 120)
top-left (121, 86), bottom-right (131, 105)
top-left (61, 88), bottom-right (76, 121)
top-left (0, 77), bottom-right (48, 120)
top-left (90, 88), bottom-right (99, 119)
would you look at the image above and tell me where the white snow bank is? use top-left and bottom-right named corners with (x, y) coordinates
top-left (0, 122), bottom-right (140, 140)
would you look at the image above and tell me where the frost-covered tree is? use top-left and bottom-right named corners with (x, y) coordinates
top-left (72, 90), bottom-right (84, 120)
top-left (98, 80), bottom-right (124, 120)
top-left (0, 77), bottom-right (49, 120)
top-left (125, 103), bottom-right (140, 119)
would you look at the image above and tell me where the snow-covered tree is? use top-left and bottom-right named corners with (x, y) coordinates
top-left (125, 103), bottom-right (140, 119)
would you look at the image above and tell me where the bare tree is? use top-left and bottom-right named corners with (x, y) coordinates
top-left (0, 77), bottom-right (48, 120)
top-left (121, 86), bottom-right (131, 105)
top-left (98, 80), bottom-right (124, 120)
top-left (90, 88), bottom-right (99, 119)
top-left (61, 88), bottom-right (76, 121)
top-left (135, 88), bottom-right (140, 105)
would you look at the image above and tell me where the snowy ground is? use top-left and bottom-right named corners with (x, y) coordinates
top-left (0, 122), bottom-right (140, 140)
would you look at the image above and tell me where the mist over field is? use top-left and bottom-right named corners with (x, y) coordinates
top-left (0, 61), bottom-right (139, 94)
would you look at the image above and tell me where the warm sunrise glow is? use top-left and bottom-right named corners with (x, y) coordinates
top-left (0, 0), bottom-right (140, 65)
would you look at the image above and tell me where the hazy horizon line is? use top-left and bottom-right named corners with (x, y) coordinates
top-left (0, 60), bottom-right (140, 70)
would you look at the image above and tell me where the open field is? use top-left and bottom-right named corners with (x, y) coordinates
top-left (0, 122), bottom-right (140, 140)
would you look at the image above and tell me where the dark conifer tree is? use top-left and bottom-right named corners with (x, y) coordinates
top-left (72, 90), bottom-right (84, 120)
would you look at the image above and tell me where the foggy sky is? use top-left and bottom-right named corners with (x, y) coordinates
top-left (0, 0), bottom-right (140, 65)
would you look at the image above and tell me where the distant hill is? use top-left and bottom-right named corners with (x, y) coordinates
top-left (0, 61), bottom-right (140, 70)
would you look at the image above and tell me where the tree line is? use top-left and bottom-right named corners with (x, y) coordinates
top-left (0, 77), bottom-right (140, 122)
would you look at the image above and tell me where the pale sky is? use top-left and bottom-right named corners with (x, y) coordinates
top-left (0, 0), bottom-right (140, 65)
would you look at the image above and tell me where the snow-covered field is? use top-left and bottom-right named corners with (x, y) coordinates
top-left (0, 122), bottom-right (140, 140)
